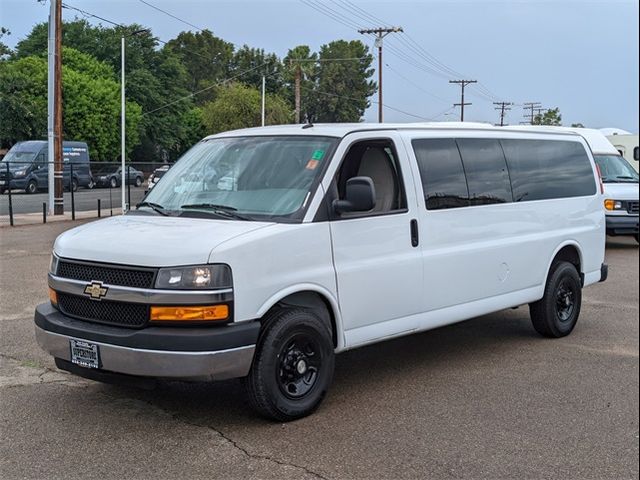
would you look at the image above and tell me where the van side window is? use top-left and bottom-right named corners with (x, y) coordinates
top-left (334, 140), bottom-right (407, 215)
top-left (412, 138), bottom-right (470, 210)
top-left (457, 138), bottom-right (513, 205)
top-left (35, 153), bottom-right (45, 167)
top-left (501, 140), bottom-right (596, 202)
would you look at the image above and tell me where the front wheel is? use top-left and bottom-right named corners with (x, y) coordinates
top-left (26, 180), bottom-right (37, 194)
top-left (110, 177), bottom-right (118, 189)
top-left (530, 261), bottom-right (582, 338)
top-left (135, 176), bottom-right (143, 187)
top-left (245, 308), bottom-right (335, 421)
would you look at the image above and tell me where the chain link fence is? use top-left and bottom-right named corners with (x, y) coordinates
top-left (0, 161), bottom-right (167, 226)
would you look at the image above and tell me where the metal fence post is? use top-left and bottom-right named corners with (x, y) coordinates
top-left (127, 165), bottom-right (131, 212)
top-left (6, 162), bottom-right (13, 227)
top-left (109, 185), bottom-right (113, 216)
top-left (70, 163), bottom-right (75, 220)
top-left (43, 202), bottom-right (47, 224)
top-left (97, 198), bottom-right (101, 218)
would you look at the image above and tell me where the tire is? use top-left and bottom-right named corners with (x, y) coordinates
top-left (26, 180), bottom-right (37, 194)
top-left (245, 308), bottom-right (335, 422)
top-left (71, 178), bottom-right (78, 192)
top-left (135, 176), bottom-right (143, 187)
top-left (110, 177), bottom-right (118, 189)
top-left (529, 261), bottom-right (582, 338)
top-left (88, 178), bottom-right (95, 189)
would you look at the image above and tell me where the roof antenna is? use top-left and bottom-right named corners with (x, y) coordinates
top-left (302, 122), bottom-right (314, 129)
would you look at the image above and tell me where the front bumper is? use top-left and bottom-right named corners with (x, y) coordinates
top-left (34, 303), bottom-right (259, 381)
top-left (0, 178), bottom-right (27, 189)
top-left (606, 215), bottom-right (639, 236)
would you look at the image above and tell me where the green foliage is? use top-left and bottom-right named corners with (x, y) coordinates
top-left (533, 107), bottom-right (562, 126)
top-left (0, 47), bottom-right (141, 159)
top-left (164, 30), bottom-right (234, 104)
top-left (313, 40), bottom-right (375, 122)
top-left (201, 83), bottom-right (292, 134)
top-left (0, 27), bottom-right (11, 60)
top-left (232, 45), bottom-right (283, 95)
top-left (571, 122), bottom-right (585, 128)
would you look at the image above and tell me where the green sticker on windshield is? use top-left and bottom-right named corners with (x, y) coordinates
top-left (311, 149), bottom-right (325, 160)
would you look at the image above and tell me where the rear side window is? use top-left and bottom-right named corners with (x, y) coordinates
top-left (412, 138), bottom-right (469, 210)
top-left (456, 138), bottom-right (513, 205)
top-left (501, 140), bottom-right (596, 201)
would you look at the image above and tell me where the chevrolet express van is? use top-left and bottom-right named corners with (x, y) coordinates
top-left (511, 127), bottom-right (639, 242)
top-left (35, 124), bottom-right (607, 421)
top-left (0, 140), bottom-right (93, 194)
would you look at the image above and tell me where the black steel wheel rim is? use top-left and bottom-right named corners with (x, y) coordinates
top-left (555, 279), bottom-right (576, 322)
top-left (277, 332), bottom-right (322, 399)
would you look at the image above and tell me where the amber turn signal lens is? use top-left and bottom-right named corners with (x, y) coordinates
top-left (604, 199), bottom-right (615, 211)
top-left (150, 305), bottom-right (229, 322)
top-left (49, 288), bottom-right (58, 306)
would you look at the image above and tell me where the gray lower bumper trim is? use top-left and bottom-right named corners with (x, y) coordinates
top-left (35, 326), bottom-right (255, 381)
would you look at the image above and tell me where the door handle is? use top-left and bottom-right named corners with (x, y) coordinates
top-left (410, 219), bottom-right (419, 247)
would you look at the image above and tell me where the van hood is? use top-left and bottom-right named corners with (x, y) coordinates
top-left (53, 214), bottom-right (274, 267)
top-left (603, 182), bottom-right (639, 201)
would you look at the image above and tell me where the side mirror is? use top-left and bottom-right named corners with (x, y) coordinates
top-left (634, 146), bottom-right (639, 161)
top-left (333, 176), bottom-right (376, 215)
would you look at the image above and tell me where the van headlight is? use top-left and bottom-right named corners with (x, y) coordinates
top-left (604, 199), bottom-right (624, 211)
top-left (155, 264), bottom-right (232, 289)
top-left (13, 169), bottom-right (27, 178)
top-left (50, 253), bottom-right (59, 274)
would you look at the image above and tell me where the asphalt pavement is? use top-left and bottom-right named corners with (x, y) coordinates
top-left (0, 220), bottom-right (638, 479)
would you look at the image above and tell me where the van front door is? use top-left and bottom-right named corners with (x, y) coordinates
top-left (325, 133), bottom-right (423, 348)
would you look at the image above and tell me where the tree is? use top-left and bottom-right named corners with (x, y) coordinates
top-left (283, 45), bottom-right (318, 122)
top-left (201, 82), bottom-right (292, 134)
top-left (164, 30), bottom-right (234, 103)
top-left (533, 107), bottom-right (562, 126)
top-left (0, 27), bottom-right (12, 60)
top-left (571, 123), bottom-right (585, 128)
top-left (0, 47), bottom-right (142, 159)
top-left (232, 45), bottom-right (284, 95)
top-left (311, 40), bottom-right (376, 123)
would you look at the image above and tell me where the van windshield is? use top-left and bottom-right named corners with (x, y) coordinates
top-left (0, 150), bottom-right (38, 170)
top-left (141, 136), bottom-right (337, 221)
top-left (594, 155), bottom-right (639, 183)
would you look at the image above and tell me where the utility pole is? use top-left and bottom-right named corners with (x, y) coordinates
top-left (358, 26), bottom-right (403, 123)
top-left (53, 0), bottom-right (63, 215)
top-left (261, 74), bottom-right (266, 127)
top-left (449, 79), bottom-right (477, 122)
top-left (493, 101), bottom-right (512, 126)
top-left (522, 102), bottom-right (542, 125)
top-left (47, 0), bottom-right (56, 215)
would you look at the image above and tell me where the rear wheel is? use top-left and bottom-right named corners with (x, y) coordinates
top-left (109, 177), bottom-right (118, 189)
top-left (26, 180), bottom-right (37, 194)
top-left (71, 178), bottom-right (78, 192)
top-left (530, 261), bottom-right (582, 338)
top-left (135, 176), bottom-right (143, 187)
top-left (245, 308), bottom-right (335, 421)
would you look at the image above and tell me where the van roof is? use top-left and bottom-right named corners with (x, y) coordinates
top-left (10, 140), bottom-right (88, 150)
top-left (505, 126), bottom-right (619, 155)
top-left (204, 122), bottom-right (583, 141)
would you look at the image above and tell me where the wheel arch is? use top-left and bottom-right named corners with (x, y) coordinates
top-left (545, 241), bottom-right (584, 286)
top-left (256, 285), bottom-right (344, 350)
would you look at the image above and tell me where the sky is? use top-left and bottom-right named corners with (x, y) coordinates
top-left (2, 0), bottom-right (639, 132)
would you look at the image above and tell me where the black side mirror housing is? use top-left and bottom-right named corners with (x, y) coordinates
top-left (634, 146), bottom-right (639, 161)
top-left (333, 176), bottom-right (376, 214)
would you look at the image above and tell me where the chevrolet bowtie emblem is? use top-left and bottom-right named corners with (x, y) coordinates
top-left (84, 281), bottom-right (108, 300)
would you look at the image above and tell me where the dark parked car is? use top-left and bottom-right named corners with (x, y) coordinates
top-left (146, 164), bottom-right (171, 192)
top-left (95, 165), bottom-right (145, 188)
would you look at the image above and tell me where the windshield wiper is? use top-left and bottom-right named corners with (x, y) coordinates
top-left (136, 201), bottom-right (169, 216)
top-left (179, 203), bottom-right (253, 221)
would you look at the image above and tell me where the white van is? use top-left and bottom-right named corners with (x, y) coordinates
top-left (35, 124), bottom-right (607, 420)
top-left (605, 133), bottom-right (639, 173)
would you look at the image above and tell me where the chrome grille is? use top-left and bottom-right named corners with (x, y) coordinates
top-left (57, 293), bottom-right (148, 328)
top-left (57, 260), bottom-right (156, 289)
top-left (627, 201), bottom-right (639, 215)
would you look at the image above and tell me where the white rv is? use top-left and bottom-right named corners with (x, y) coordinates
top-left (35, 123), bottom-right (608, 420)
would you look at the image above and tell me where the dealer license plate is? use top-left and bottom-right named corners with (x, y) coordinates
top-left (70, 339), bottom-right (100, 369)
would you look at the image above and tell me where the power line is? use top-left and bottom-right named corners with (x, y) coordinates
top-left (137, 0), bottom-right (205, 32)
top-left (522, 102), bottom-right (542, 124)
top-left (385, 62), bottom-right (450, 105)
top-left (493, 101), bottom-right (512, 126)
